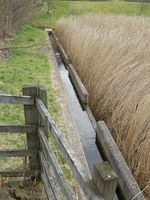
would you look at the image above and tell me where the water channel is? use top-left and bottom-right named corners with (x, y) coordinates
top-left (50, 35), bottom-right (119, 200)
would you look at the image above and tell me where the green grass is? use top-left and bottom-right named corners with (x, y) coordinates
top-left (30, 1), bottom-right (150, 28)
top-left (0, 25), bottom-right (58, 123)
top-left (69, 1), bottom-right (150, 16)
top-left (0, 25), bottom-right (60, 169)
top-left (30, 1), bottom-right (71, 28)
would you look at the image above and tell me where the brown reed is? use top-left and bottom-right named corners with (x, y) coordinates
top-left (56, 14), bottom-right (150, 199)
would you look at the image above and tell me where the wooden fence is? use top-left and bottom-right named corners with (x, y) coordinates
top-left (0, 85), bottom-right (118, 200)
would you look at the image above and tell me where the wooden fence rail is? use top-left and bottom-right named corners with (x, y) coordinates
top-left (68, 63), bottom-right (88, 106)
top-left (0, 94), bottom-right (34, 105)
top-left (38, 128), bottom-right (75, 200)
top-left (0, 149), bottom-right (36, 157)
top-left (36, 97), bottom-right (104, 200)
top-left (51, 31), bottom-right (69, 67)
top-left (39, 152), bottom-right (61, 200)
top-left (0, 85), bottom-right (118, 200)
top-left (0, 170), bottom-right (39, 178)
top-left (0, 125), bottom-right (36, 133)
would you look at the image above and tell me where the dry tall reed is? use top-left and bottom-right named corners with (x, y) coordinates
top-left (56, 14), bottom-right (150, 199)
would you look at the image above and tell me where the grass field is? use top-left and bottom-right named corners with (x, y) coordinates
top-left (30, 1), bottom-right (150, 28)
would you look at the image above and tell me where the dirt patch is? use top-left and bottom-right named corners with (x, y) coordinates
top-left (0, 49), bottom-right (11, 60)
top-left (0, 178), bottom-right (46, 200)
top-left (0, 40), bottom-right (12, 60)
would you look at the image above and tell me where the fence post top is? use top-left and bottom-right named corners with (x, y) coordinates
top-left (38, 85), bottom-right (46, 91)
top-left (22, 85), bottom-right (47, 97)
top-left (94, 161), bottom-right (117, 182)
top-left (22, 85), bottom-right (38, 89)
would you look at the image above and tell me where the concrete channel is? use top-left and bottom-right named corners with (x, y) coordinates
top-left (48, 30), bottom-right (145, 200)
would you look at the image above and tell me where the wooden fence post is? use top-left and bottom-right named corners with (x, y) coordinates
top-left (38, 85), bottom-right (48, 139)
top-left (92, 161), bottom-right (117, 200)
top-left (22, 86), bottom-right (40, 171)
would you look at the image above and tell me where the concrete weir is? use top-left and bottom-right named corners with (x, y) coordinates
top-left (46, 29), bottom-right (145, 200)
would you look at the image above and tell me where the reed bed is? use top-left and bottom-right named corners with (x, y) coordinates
top-left (56, 14), bottom-right (150, 198)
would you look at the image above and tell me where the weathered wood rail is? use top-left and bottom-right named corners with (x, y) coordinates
top-left (0, 86), bottom-right (118, 200)
top-left (48, 30), bottom-right (145, 200)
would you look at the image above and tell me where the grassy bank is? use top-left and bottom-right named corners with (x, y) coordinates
top-left (0, 23), bottom-right (73, 198)
top-left (0, 25), bottom-right (58, 167)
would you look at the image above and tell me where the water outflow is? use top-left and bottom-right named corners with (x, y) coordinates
top-left (56, 55), bottom-right (103, 174)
